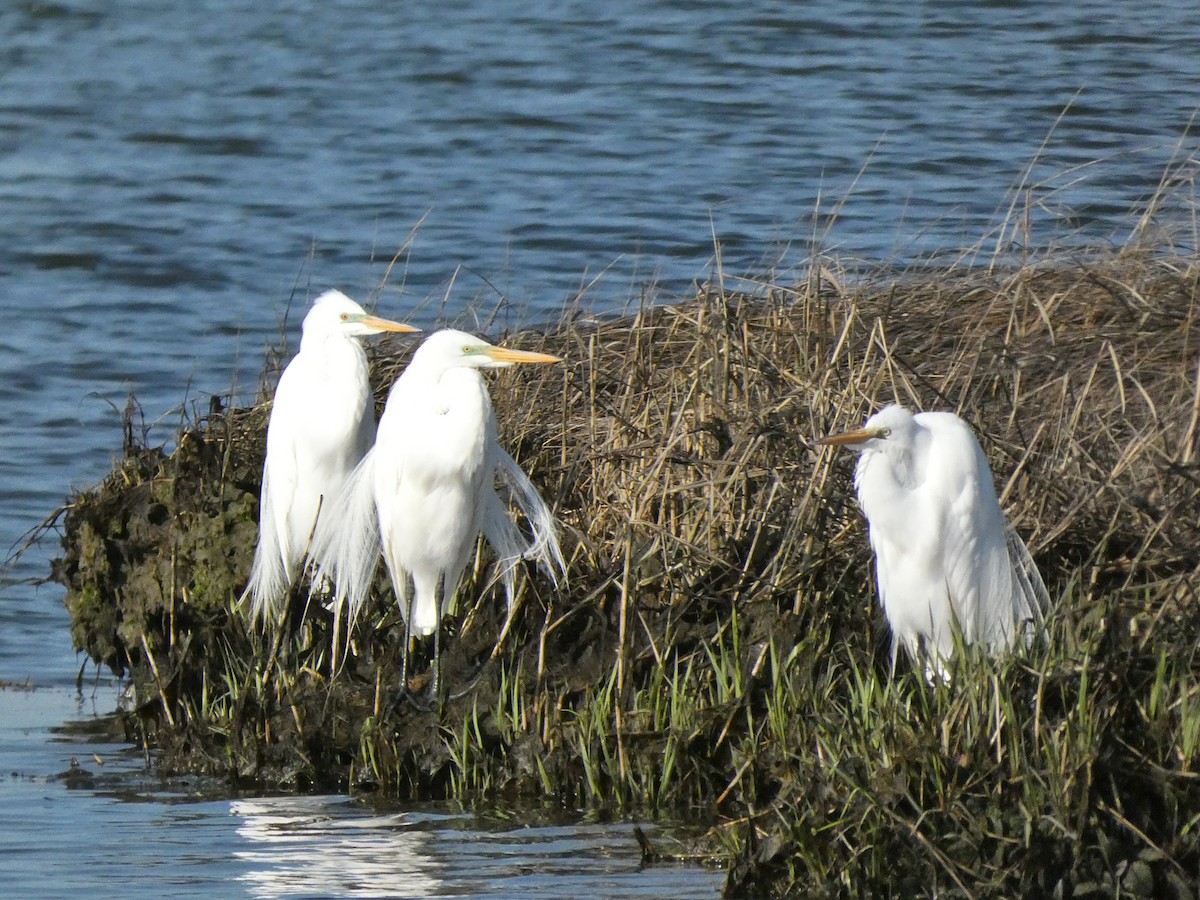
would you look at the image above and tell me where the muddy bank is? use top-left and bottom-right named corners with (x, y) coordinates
top-left (54, 249), bottom-right (1200, 896)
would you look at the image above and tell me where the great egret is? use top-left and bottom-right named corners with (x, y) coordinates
top-left (310, 328), bottom-right (566, 703)
top-left (818, 404), bottom-right (1048, 671)
top-left (241, 290), bottom-right (419, 623)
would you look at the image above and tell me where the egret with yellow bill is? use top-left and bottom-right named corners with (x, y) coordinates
top-left (819, 404), bottom-right (1049, 672)
top-left (242, 290), bottom-right (419, 622)
top-left (311, 329), bottom-right (565, 704)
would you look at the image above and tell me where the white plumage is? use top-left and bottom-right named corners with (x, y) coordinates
top-left (819, 404), bottom-right (1049, 668)
top-left (241, 290), bottom-right (418, 623)
top-left (310, 329), bottom-right (565, 687)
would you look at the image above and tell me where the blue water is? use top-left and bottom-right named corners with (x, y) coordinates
top-left (1, 0), bottom-right (1197, 894)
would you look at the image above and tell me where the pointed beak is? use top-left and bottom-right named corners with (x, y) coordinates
top-left (817, 427), bottom-right (874, 448)
top-left (355, 314), bottom-right (420, 334)
top-left (484, 346), bottom-right (562, 365)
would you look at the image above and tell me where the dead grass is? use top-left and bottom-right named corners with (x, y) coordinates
top-left (51, 229), bottom-right (1200, 896)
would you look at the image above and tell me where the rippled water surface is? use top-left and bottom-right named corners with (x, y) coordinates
top-left (2, 0), bottom-right (1198, 894)
top-left (2, 702), bottom-right (719, 897)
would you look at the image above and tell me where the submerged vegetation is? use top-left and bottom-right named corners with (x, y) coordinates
top-left (52, 221), bottom-right (1200, 896)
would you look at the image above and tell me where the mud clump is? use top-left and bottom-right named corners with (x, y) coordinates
top-left (54, 250), bottom-right (1200, 897)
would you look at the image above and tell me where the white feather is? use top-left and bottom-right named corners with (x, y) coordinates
top-left (311, 329), bottom-right (564, 655)
top-left (241, 290), bottom-right (415, 623)
top-left (483, 445), bottom-right (568, 612)
top-left (307, 449), bottom-right (384, 662)
top-left (826, 405), bottom-right (1050, 670)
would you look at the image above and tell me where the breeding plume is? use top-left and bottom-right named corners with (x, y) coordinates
top-left (311, 328), bottom-right (566, 700)
top-left (819, 405), bottom-right (1048, 669)
top-left (241, 290), bottom-right (419, 622)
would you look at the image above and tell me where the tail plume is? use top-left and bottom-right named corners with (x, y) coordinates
top-left (307, 451), bottom-right (382, 665)
top-left (482, 447), bottom-right (566, 612)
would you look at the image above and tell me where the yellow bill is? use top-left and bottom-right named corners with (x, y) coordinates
top-left (346, 313), bottom-right (421, 334)
top-left (817, 427), bottom-right (876, 447)
top-left (484, 346), bottom-right (562, 365)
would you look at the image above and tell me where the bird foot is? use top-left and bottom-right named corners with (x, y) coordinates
top-left (447, 658), bottom-right (491, 701)
top-left (390, 685), bottom-right (435, 713)
top-left (389, 673), bottom-right (442, 714)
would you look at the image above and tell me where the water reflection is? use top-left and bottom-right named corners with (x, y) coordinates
top-left (232, 795), bottom-right (443, 898)
top-left (230, 796), bottom-right (724, 899)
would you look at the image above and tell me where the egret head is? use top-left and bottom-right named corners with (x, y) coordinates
top-left (817, 404), bottom-right (917, 453)
top-left (303, 290), bottom-right (420, 341)
top-left (415, 329), bottom-right (562, 370)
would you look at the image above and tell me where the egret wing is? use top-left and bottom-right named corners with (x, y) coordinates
top-left (865, 525), bottom-right (908, 664)
top-left (241, 460), bottom-right (291, 621)
top-left (917, 413), bottom-right (999, 647)
top-left (923, 413), bottom-right (1039, 651)
top-left (265, 356), bottom-right (330, 571)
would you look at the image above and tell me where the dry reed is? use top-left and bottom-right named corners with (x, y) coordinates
top-left (52, 231), bottom-right (1200, 896)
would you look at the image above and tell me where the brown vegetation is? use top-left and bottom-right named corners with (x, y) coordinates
top-left (53, 241), bottom-right (1200, 897)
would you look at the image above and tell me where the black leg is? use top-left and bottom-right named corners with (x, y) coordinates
top-left (429, 618), bottom-right (442, 713)
top-left (421, 572), bottom-right (446, 712)
top-left (391, 589), bottom-right (419, 712)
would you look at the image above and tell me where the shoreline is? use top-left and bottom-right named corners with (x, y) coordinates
top-left (53, 245), bottom-right (1200, 896)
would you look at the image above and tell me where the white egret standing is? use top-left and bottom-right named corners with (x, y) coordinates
top-left (311, 328), bottom-right (566, 703)
top-left (241, 290), bottom-right (419, 623)
top-left (818, 404), bottom-right (1048, 671)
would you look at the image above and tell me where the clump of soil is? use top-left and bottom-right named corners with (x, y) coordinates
top-left (53, 246), bottom-right (1200, 897)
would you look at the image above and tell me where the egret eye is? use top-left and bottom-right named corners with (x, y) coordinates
top-left (462, 345), bottom-right (473, 354)
top-left (879, 427), bottom-right (892, 437)
top-left (339, 313), bottom-right (350, 321)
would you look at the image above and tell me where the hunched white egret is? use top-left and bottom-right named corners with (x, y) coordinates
top-left (818, 404), bottom-right (1049, 672)
top-left (241, 290), bottom-right (419, 623)
top-left (310, 328), bottom-right (566, 704)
